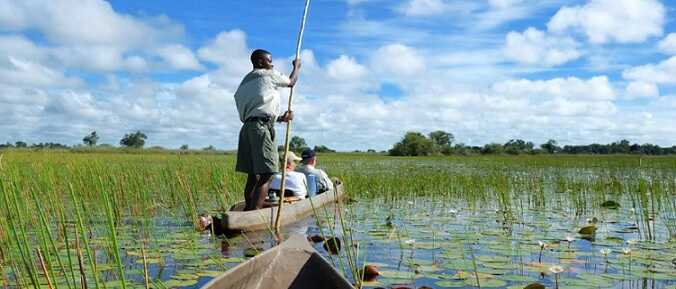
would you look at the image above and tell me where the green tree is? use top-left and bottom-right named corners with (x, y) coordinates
top-left (119, 131), bottom-right (147, 148)
top-left (180, 144), bottom-right (189, 150)
top-left (481, 143), bottom-right (503, 154)
top-left (453, 143), bottom-right (469, 155)
top-left (540, 139), bottom-right (560, 154)
top-left (82, 131), bottom-right (99, 147)
top-left (314, 145), bottom-right (335, 153)
top-left (429, 130), bottom-right (454, 154)
top-left (429, 131), bottom-right (454, 147)
top-left (389, 131), bottom-right (435, 156)
top-left (504, 139), bottom-right (533, 155)
top-left (289, 136), bottom-right (308, 152)
top-left (609, 139), bottom-right (631, 154)
top-left (15, 141), bottom-right (27, 148)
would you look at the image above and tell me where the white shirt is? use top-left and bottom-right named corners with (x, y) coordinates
top-left (270, 171), bottom-right (308, 199)
top-left (234, 69), bottom-right (291, 122)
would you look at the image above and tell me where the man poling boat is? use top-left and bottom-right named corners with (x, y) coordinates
top-left (209, 0), bottom-right (346, 236)
top-left (233, 48), bottom-right (301, 211)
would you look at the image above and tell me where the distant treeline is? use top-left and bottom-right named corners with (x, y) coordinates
top-left (388, 131), bottom-right (676, 156)
top-left (3, 130), bottom-right (675, 156)
top-left (0, 132), bottom-right (337, 155)
top-left (0, 143), bottom-right (231, 155)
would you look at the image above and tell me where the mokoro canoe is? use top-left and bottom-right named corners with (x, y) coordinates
top-left (223, 181), bottom-right (344, 232)
top-left (201, 234), bottom-right (353, 289)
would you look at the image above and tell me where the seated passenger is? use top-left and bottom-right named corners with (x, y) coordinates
top-left (270, 151), bottom-right (308, 199)
top-left (295, 148), bottom-right (333, 195)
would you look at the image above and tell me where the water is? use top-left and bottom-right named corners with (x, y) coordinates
top-left (66, 196), bottom-right (675, 289)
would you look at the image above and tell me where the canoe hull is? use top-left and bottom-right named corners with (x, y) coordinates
top-left (200, 234), bottom-right (353, 289)
top-left (224, 182), bottom-right (344, 232)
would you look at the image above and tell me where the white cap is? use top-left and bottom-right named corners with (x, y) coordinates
top-left (285, 151), bottom-right (302, 163)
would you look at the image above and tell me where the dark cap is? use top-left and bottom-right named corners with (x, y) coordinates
top-left (301, 148), bottom-right (316, 159)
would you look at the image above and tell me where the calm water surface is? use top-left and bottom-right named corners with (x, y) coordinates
top-left (87, 196), bottom-right (675, 289)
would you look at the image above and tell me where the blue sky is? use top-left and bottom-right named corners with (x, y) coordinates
top-left (0, 0), bottom-right (675, 150)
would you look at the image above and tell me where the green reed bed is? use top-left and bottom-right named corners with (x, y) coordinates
top-left (0, 151), bottom-right (674, 289)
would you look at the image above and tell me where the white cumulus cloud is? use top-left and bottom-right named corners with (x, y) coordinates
top-left (625, 81), bottom-right (659, 99)
top-left (488, 0), bottom-right (524, 9)
top-left (372, 44), bottom-right (425, 77)
top-left (658, 33), bottom-right (676, 55)
top-left (157, 45), bottom-right (203, 71)
top-left (326, 55), bottom-right (368, 80)
top-left (547, 0), bottom-right (665, 44)
top-left (622, 56), bottom-right (676, 84)
top-left (493, 76), bottom-right (616, 102)
top-left (0, 56), bottom-right (81, 87)
top-left (397, 0), bottom-right (448, 17)
top-left (0, 0), bottom-right (194, 74)
top-left (504, 27), bottom-right (581, 66)
top-left (0, 0), bottom-right (182, 47)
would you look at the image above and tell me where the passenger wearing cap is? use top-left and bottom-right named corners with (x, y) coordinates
top-left (269, 151), bottom-right (309, 199)
top-left (296, 149), bottom-right (333, 195)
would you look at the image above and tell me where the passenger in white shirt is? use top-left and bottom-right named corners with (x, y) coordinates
top-left (270, 151), bottom-right (308, 199)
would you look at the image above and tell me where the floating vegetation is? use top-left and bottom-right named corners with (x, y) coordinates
top-left (601, 200), bottom-right (621, 209)
top-left (360, 265), bottom-right (380, 282)
top-left (323, 237), bottom-right (342, 255)
top-left (578, 225), bottom-right (597, 235)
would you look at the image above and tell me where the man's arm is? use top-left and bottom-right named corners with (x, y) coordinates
top-left (287, 59), bottom-right (301, 87)
top-left (319, 170), bottom-right (333, 191)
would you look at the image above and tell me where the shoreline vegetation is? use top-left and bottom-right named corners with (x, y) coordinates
top-left (1, 129), bottom-right (675, 156)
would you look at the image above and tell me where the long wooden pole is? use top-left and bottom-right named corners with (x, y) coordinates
top-left (274, 0), bottom-right (311, 234)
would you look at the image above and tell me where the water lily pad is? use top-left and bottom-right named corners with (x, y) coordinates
top-left (434, 280), bottom-right (465, 287)
top-left (578, 225), bottom-right (597, 235)
top-left (441, 259), bottom-right (475, 271)
top-left (463, 278), bottom-right (506, 288)
top-left (379, 270), bottom-right (416, 280)
top-left (196, 270), bottom-right (225, 277)
top-left (500, 274), bottom-right (536, 282)
top-left (573, 272), bottom-right (614, 287)
top-left (163, 278), bottom-right (199, 288)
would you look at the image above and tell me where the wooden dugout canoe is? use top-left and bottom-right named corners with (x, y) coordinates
top-left (223, 181), bottom-right (344, 232)
top-left (200, 234), bottom-right (354, 289)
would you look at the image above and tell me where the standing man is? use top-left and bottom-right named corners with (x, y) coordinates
top-left (234, 49), bottom-right (301, 211)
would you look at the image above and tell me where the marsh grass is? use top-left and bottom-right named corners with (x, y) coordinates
top-left (0, 151), bottom-right (674, 288)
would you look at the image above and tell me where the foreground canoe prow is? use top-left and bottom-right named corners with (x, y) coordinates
top-left (201, 234), bottom-right (354, 289)
top-left (223, 181), bottom-right (344, 232)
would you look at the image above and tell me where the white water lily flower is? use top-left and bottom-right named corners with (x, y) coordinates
top-left (622, 247), bottom-right (632, 255)
top-left (407, 201), bottom-right (414, 205)
top-left (537, 240), bottom-right (547, 248)
top-left (626, 239), bottom-right (638, 246)
top-left (565, 235), bottom-right (574, 242)
top-left (548, 265), bottom-right (564, 274)
top-left (448, 209), bottom-right (458, 214)
top-left (599, 248), bottom-right (611, 256)
top-left (404, 239), bottom-right (415, 245)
